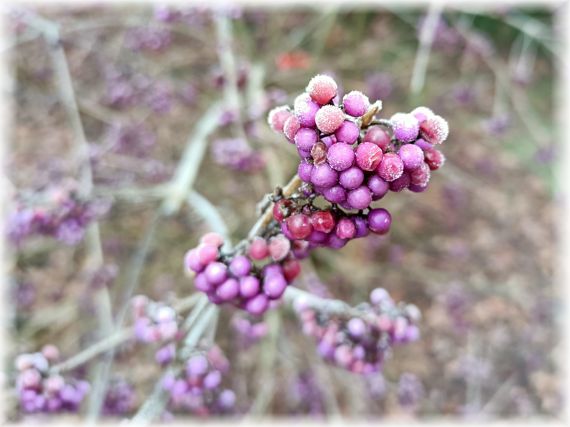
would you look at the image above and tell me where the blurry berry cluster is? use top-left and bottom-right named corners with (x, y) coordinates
top-left (294, 288), bottom-right (421, 374)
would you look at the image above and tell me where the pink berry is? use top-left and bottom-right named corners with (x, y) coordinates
top-left (283, 115), bottom-right (300, 141)
top-left (306, 74), bottom-right (338, 105)
top-left (410, 106), bottom-right (434, 123)
top-left (184, 248), bottom-right (204, 273)
top-left (310, 210), bottom-right (336, 233)
top-left (363, 126), bottom-right (391, 151)
top-left (424, 148), bottom-right (445, 170)
top-left (239, 276), bottom-right (260, 298)
top-left (355, 142), bottom-right (383, 171)
top-left (389, 173), bottom-right (410, 192)
top-left (336, 217), bottom-right (356, 239)
top-left (315, 105), bottom-right (345, 134)
top-left (197, 244), bottom-right (218, 265)
top-left (248, 237), bottom-right (269, 260)
top-left (267, 106), bottom-right (292, 132)
top-left (342, 90), bottom-right (370, 117)
top-left (283, 259), bottom-right (301, 282)
top-left (377, 152), bottom-right (404, 182)
top-left (409, 162), bottom-right (431, 186)
top-left (391, 113), bottom-right (420, 142)
top-left (286, 214), bottom-right (313, 240)
top-left (420, 115), bottom-right (449, 144)
top-left (200, 232), bottom-right (224, 247)
top-left (268, 234), bottom-right (291, 261)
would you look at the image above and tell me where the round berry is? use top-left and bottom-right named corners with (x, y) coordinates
top-left (347, 186), bottom-right (372, 210)
top-left (283, 115), bottom-right (300, 141)
top-left (204, 262), bottom-right (227, 285)
top-left (197, 244), bottom-right (218, 265)
top-left (216, 278), bottom-right (239, 301)
top-left (424, 148), bottom-right (445, 170)
top-left (347, 317), bottom-right (366, 337)
top-left (391, 113), bottom-right (420, 142)
top-left (398, 143), bottom-right (424, 170)
top-left (194, 273), bottom-right (213, 293)
top-left (327, 234), bottom-right (348, 249)
top-left (268, 234), bottom-right (291, 261)
top-left (334, 120), bottom-right (360, 144)
top-left (323, 185), bottom-right (346, 203)
top-left (367, 175), bottom-right (389, 199)
top-left (286, 214), bottom-right (313, 240)
top-left (294, 128), bottom-right (318, 151)
top-left (414, 138), bottom-right (433, 151)
top-left (283, 259), bottom-right (301, 282)
top-left (245, 294), bottom-right (269, 315)
top-left (184, 248), bottom-right (203, 273)
top-left (355, 142), bottom-right (383, 171)
top-left (315, 105), bottom-right (345, 134)
top-left (377, 153), bottom-right (404, 182)
top-left (409, 162), bottom-right (430, 186)
top-left (263, 273), bottom-right (287, 299)
top-left (343, 91), bottom-right (370, 117)
top-left (410, 106), bottom-right (434, 123)
top-left (339, 166), bottom-right (364, 190)
top-left (239, 275), bottom-right (260, 298)
top-left (267, 106), bottom-right (292, 132)
top-left (336, 217), bottom-right (356, 239)
top-left (200, 232), bottom-right (224, 247)
top-left (293, 93), bottom-right (320, 127)
top-left (229, 255), bottom-right (252, 277)
top-left (248, 237), bottom-right (269, 260)
top-left (273, 198), bottom-right (294, 222)
top-left (420, 115), bottom-right (449, 144)
top-left (353, 216), bottom-right (369, 238)
top-left (368, 208), bottom-right (392, 234)
top-left (327, 143), bottom-right (355, 171)
top-left (389, 173), bottom-right (410, 192)
top-left (310, 210), bottom-right (336, 233)
top-left (363, 126), bottom-right (391, 151)
top-left (310, 163), bottom-right (338, 188)
top-left (306, 74), bottom-right (338, 105)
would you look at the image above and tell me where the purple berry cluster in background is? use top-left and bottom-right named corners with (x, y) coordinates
top-left (295, 288), bottom-right (420, 374)
top-left (161, 346), bottom-right (236, 416)
top-left (15, 346), bottom-right (90, 414)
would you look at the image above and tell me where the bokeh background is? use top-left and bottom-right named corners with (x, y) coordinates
top-left (2, 2), bottom-right (564, 422)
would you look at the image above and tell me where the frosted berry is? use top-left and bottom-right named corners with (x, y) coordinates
top-left (306, 74), bottom-right (338, 105)
top-left (363, 126), bottom-right (391, 151)
top-left (389, 173), bottom-right (411, 192)
top-left (424, 148), bottom-right (445, 170)
top-left (267, 106), bottom-right (292, 132)
top-left (315, 105), bottom-right (345, 134)
top-left (342, 91), bottom-right (370, 117)
top-left (410, 106), bottom-right (434, 123)
top-left (347, 186), bottom-right (372, 210)
top-left (268, 234), bottom-right (291, 261)
top-left (311, 163), bottom-right (338, 188)
top-left (398, 144), bottom-right (424, 171)
top-left (391, 113), bottom-right (420, 142)
top-left (420, 115), bottom-right (449, 144)
top-left (283, 115), bottom-right (300, 141)
top-left (377, 153), bottom-right (404, 182)
top-left (294, 128), bottom-right (318, 151)
top-left (293, 93), bottom-right (320, 127)
top-left (409, 162), bottom-right (430, 187)
top-left (339, 167), bottom-right (364, 190)
top-left (355, 142), bottom-right (383, 171)
top-left (327, 143), bottom-right (355, 172)
top-left (335, 121), bottom-right (360, 144)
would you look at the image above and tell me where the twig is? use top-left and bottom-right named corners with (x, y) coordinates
top-left (410, 3), bottom-right (443, 95)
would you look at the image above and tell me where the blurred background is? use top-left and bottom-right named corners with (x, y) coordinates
top-left (2, 2), bottom-right (563, 422)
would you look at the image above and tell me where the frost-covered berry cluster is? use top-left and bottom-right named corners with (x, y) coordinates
top-left (295, 288), bottom-right (421, 373)
top-left (268, 74), bottom-right (448, 204)
top-left (14, 346), bottom-right (90, 414)
top-left (161, 346), bottom-right (236, 415)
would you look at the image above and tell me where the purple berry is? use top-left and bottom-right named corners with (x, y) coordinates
top-left (229, 256), bottom-right (251, 277)
top-left (367, 175), bottom-right (389, 199)
top-left (389, 173), bottom-right (411, 192)
top-left (327, 143), bottom-right (355, 172)
top-left (398, 144), bottom-right (424, 170)
top-left (245, 294), bottom-right (269, 315)
top-left (204, 262), bottom-right (228, 286)
top-left (347, 186), bottom-right (372, 210)
top-left (391, 113), bottom-right (420, 142)
top-left (334, 121), bottom-right (360, 144)
top-left (368, 208), bottom-right (392, 234)
top-left (311, 163), bottom-right (338, 187)
top-left (294, 128), bottom-right (318, 151)
top-left (239, 276), bottom-right (260, 299)
top-left (216, 278), bottom-right (239, 301)
top-left (293, 93), bottom-right (320, 127)
top-left (343, 90), bottom-right (370, 117)
top-left (323, 185), bottom-right (347, 203)
top-left (263, 273), bottom-right (288, 299)
top-left (339, 167), bottom-right (364, 190)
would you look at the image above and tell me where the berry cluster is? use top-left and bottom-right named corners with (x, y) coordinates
top-left (231, 314), bottom-right (269, 348)
top-left (7, 182), bottom-right (111, 246)
top-left (294, 288), bottom-right (421, 374)
top-left (268, 74), bottom-right (448, 207)
top-left (162, 346), bottom-right (236, 415)
top-left (184, 232), bottom-right (301, 316)
top-left (274, 198), bottom-right (392, 251)
top-left (103, 378), bottom-right (136, 416)
top-left (132, 295), bottom-right (181, 344)
top-left (15, 346), bottom-right (90, 414)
